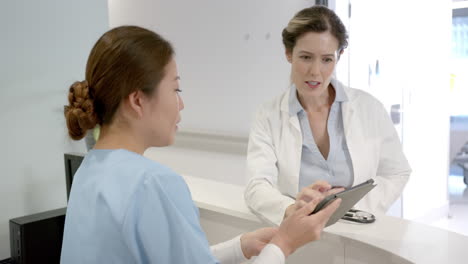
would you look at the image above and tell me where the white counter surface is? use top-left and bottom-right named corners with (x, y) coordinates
top-left (181, 174), bottom-right (468, 264)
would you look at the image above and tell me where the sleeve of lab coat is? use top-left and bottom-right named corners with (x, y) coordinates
top-left (244, 107), bottom-right (295, 226)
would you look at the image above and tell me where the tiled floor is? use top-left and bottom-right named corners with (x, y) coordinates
top-left (430, 172), bottom-right (468, 236)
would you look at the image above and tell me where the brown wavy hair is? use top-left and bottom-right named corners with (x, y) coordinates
top-left (65, 26), bottom-right (174, 140)
top-left (282, 5), bottom-right (348, 56)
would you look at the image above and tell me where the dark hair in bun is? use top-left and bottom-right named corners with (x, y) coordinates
top-left (65, 81), bottom-right (97, 140)
top-left (64, 26), bottom-right (174, 140)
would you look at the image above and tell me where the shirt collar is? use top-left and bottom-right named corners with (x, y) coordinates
top-left (288, 79), bottom-right (348, 116)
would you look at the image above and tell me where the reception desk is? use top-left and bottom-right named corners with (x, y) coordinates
top-left (176, 174), bottom-right (467, 264)
top-left (65, 149), bottom-right (467, 263)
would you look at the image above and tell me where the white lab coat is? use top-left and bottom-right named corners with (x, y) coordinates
top-left (244, 79), bottom-right (411, 226)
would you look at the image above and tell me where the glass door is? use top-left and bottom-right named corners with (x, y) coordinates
top-left (335, 0), bottom-right (452, 220)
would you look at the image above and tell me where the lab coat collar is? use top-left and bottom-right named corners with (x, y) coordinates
top-left (331, 78), bottom-right (349, 102)
top-left (279, 88), bottom-right (300, 131)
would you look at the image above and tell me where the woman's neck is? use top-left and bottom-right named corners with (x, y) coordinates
top-left (93, 124), bottom-right (146, 155)
top-left (298, 84), bottom-right (335, 113)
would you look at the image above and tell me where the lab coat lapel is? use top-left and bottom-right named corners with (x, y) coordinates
top-left (280, 87), bottom-right (302, 195)
top-left (342, 101), bottom-right (355, 139)
top-left (289, 115), bottom-right (301, 132)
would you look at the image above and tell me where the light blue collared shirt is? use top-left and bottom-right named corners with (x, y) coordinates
top-left (61, 149), bottom-right (218, 264)
top-left (289, 81), bottom-right (354, 190)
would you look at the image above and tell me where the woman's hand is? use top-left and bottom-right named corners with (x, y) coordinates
top-left (273, 197), bottom-right (342, 257)
top-left (284, 180), bottom-right (344, 219)
top-left (240, 227), bottom-right (278, 259)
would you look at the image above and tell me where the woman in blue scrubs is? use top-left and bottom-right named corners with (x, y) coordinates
top-left (60, 25), bottom-right (340, 264)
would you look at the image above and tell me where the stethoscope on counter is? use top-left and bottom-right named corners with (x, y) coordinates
top-left (341, 208), bottom-right (376, 224)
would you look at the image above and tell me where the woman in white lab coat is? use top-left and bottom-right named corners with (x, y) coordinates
top-left (244, 5), bottom-right (411, 226)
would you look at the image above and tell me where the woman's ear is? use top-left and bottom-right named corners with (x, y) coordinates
top-left (285, 50), bottom-right (293, 63)
top-left (127, 90), bottom-right (145, 118)
top-left (338, 49), bottom-right (344, 61)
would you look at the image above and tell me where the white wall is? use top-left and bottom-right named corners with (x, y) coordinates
top-left (108, 0), bottom-right (316, 137)
top-left (0, 0), bottom-right (108, 259)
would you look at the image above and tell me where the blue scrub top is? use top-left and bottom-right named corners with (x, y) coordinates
top-left (60, 149), bottom-right (218, 264)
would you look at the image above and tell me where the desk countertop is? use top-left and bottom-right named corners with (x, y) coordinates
top-left (181, 174), bottom-right (468, 264)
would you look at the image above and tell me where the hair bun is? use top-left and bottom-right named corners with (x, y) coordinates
top-left (65, 81), bottom-right (97, 140)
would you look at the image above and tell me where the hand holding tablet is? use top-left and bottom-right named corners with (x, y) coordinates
top-left (310, 179), bottom-right (377, 227)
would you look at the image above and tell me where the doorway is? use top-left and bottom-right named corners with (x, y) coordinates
top-left (334, 0), bottom-right (453, 224)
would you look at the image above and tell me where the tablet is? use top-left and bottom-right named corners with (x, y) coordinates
top-left (310, 179), bottom-right (376, 227)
